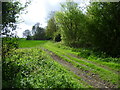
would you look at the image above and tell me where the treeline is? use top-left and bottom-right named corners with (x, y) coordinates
top-left (2, 1), bottom-right (120, 57)
top-left (46, 2), bottom-right (120, 57)
top-left (23, 23), bottom-right (47, 40)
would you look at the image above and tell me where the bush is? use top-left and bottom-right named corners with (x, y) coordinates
top-left (2, 37), bottom-right (18, 59)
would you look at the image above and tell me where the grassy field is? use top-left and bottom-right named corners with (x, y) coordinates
top-left (18, 38), bottom-right (48, 48)
top-left (3, 39), bottom-right (119, 88)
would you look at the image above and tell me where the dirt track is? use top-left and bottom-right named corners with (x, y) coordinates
top-left (43, 49), bottom-right (117, 88)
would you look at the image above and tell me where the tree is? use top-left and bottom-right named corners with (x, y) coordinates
top-left (55, 1), bottom-right (86, 47)
top-left (46, 16), bottom-right (58, 40)
top-left (46, 11), bottom-right (61, 41)
top-left (2, 1), bottom-right (30, 59)
top-left (87, 2), bottom-right (120, 56)
top-left (23, 29), bottom-right (31, 37)
top-left (32, 23), bottom-right (40, 35)
top-left (23, 29), bottom-right (32, 40)
top-left (32, 23), bottom-right (46, 40)
top-left (2, 1), bottom-right (30, 37)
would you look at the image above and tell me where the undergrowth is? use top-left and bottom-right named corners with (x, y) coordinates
top-left (2, 48), bottom-right (89, 88)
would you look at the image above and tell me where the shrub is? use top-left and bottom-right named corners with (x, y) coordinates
top-left (2, 37), bottom-right (18, 59)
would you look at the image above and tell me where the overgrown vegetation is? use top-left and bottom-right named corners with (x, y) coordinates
top-left (2, 37), bottom-right (18, 59)
top-left (21, 1), bottom-right (120, 57)
top-left (45, 2), bottom-right (120, 57)
top-left (2, 0), bottom-right (120, 89)
top-left (55, 2), bottom-right (87, 47)
top-left (2, 47), bottom-right (91, 88)
top-left (3, 39), bottom-right (119, 88)
top-left (86, 2), bottom-right (120, 56)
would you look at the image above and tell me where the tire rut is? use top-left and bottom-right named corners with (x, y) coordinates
top-left (43, 48), bottom-right (116, 88)
top-left (54, 49), bottom-right (118, 74)
top-left (68, 53), bottom-right (119, 74)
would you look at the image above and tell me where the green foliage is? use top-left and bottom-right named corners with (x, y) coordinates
top-left (32, 23), bottom-right (46, 40)
top-left (55, 1), bottom-right (87, 47)
top-left (2, 48), bottom-right (86, 88)
top-left (2, 1), bottom-right (28, 36)
top-left (46, 1), bottom-right (120, 57)
top-left (72, 48), bottom-right (120, 63)
top-left (46, 16), bottom-right (58, 40)
top-left (2, 37), bottom-right (18, 59)
top-left (44, 41), bottom-right (120, 71)
top-left (87, 2), bottom-right (120, 57)
top-left (2, 1), bottom-right (30, 59)
top-left (33, 27), bottom-right (45, 40)
top-left (26, 35), bottom-right (32, 40)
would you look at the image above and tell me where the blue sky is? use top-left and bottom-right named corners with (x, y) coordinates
top-left (15, 0), bottom-right (90, 37)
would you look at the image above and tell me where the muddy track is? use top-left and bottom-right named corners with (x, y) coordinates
top-left (50, 48), bottom-right (118, 74)
top-left (43, 48), bottom-right (117, 88)
top-left (68, 53), bottom-right (119, 74)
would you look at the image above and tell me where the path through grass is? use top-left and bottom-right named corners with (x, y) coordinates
top-left (3, 40), bottom-right (119, 88)
top-left (43, 41), bottom-right (119, 88)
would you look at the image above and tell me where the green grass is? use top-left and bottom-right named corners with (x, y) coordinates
top-left (3, 47), bottom-right (91, 88)
top-left (18, 38), bottom-right (48, 48)
top-left (49, 42), bottom-right (120, 72)
top-left (43, 41), bottom-right (119, 86)
top-left (4, 40), bottom-right (119, 88)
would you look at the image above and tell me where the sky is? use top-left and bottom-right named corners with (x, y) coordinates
top-left (15, 0), bottom-right (90, 38)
